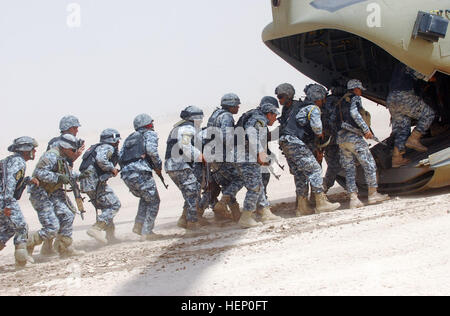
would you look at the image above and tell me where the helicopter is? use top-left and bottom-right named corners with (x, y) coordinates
top-left (263, 0), bottom-right (450, 194)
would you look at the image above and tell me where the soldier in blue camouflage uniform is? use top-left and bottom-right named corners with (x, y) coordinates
top-left (0, 137), bottom-right (38, 267)
top-left (43, 115), bottom-right (85, 256)
top-left (322, 84), bottom-right (346, 193)
top-left (235, 103), bottom-right (281, 228)
top-left (258, 96), bottom-right (281, 202)
top-left (277, 83), bottom-right (341, 216)
top-left (337, 79), bottom-right (390, 208)
top-left (27, 134), bottom-right (85, 259)
top-left (120, 114), bottom-right (163, 241)
top-left (205, 93), bottom-right (244, 222)
top-left (387, 63), bottom-right (436, 167)
top-left (165, 106), bottom-right (208, 233)
top-left (80, 129), bottom-right (121, 244)
top-left (47, 115), bottom-right (85, 162)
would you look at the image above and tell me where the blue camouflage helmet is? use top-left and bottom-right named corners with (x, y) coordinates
top-left (8, 136), bottom-right (38, 152)
top-left (275, 83), bottom-right (295, 99)
top-left (58, 134), bottom-right (80, 150)
top-left (259, 96), bottom-right (279, 108)
top-left (180, 106), bottom-right (204, 121)
top-left (59, 115), bottom-right (81, 132)
top-left (347, 79), bottom-right (367, 91)
top-left (100, 128), bottom-right (121, 144)
top-left (133, 114), bottom-right (154, 131)
top-left (259, 103), bottom-right (280, 115)
top-left (221, 93), bottom-right (241, 108)
top-left (306, 84), bottom-right (328, 102)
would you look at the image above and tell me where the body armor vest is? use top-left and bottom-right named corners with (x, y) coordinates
top-left (80, 144), bottom-right (118, 176)
top-left (165, 121), bottom-right (195, 160)
top-left (281, 102), bottom-right (314, 144)
top-left (338, 93), bottom-right (367, 131)
top-left (37, 149), bottom-right (66, 195)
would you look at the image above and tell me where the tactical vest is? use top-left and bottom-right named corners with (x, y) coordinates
top-left (207, 108), bottom-right (228, 128)
top-left (80, 143), bottom-right (118, 176)
top-left (0, 156), bottom-right (26, 201)
top-left (236, 109), bottom-right (257, 128)
top-left (119, 132), bottom-right (147, 168)
top-left (165, 121), bottom-right (195, 160)
top-left (281, 102), bottom-right (315, 144)
top-left (338, 93), bottom-right (371, 131)
top-left (47, 136), bottom-right (61, 151)
top-left (37, 149), bottom-right (66, 195)
top-left (279, 100), bottom-right (303, 135)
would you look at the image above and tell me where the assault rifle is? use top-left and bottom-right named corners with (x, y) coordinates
top-left (341, 122), bottom-right (387, 146)
top-left (63, 161), bottom-right (86, 220)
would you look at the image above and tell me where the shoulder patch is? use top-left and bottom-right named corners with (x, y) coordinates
top-left (345, 97), bottom-right (351, 102)
top-left (256, 120), bottom-right (265, 128)
top-left (16, 169), bottom-right (24, 181)
top-left (182, 134), bottom-right (192, 145)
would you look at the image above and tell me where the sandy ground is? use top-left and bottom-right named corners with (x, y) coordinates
top-left (1, 104), bottom-right (450, 296)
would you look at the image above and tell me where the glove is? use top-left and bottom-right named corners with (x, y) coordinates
top-left (58, 174), bottom-right (71, 185)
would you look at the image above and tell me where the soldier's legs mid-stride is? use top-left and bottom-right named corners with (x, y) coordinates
top-left (387, 90), bottom-right (435, 167)
top-left (235, 163), bottom-right (280, 228)
top-left (122, 172), bottom-right (160, 239)
top-left (167, 168), bottom-right (208, 233)
top-left (323, 144), bottom-right (342, 192)
top-left (280, 142), bottom-right (340, 215)
top-left (339, 136), bottom-right (390, 208)
top-left (211, 163), bottom-right (244, 222)
top-left (0, 200), bottom-right (33, 267)
top-left (86, 184), bottom-right (121, 244)
top-left (28, 189), bottom-right (84, 258)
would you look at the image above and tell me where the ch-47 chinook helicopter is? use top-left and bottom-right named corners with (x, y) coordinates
top-left (263, 0), bottom-right (450, 194)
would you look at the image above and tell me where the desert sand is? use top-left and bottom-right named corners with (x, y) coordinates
top-left (0, 101), bottom-right (449, 296)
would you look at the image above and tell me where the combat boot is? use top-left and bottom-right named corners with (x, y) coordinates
top-left (87, 222), bottom-right (108, 245)
top-left (315, 192), bottom-right (340, 214)
top-left (349, 192), bottom-right (364, 209)
top-left (197, 207), bottom-right (210, 226)
top-left (26, 232), bottom-right (43, 256)
top-left (177, 208), bottom-right (187, 229)
top-left (296, 196), bottom-right (315, 217)
top-left (258, 207), bottom-right (281, 223)
top-left (54, 235), bottom-right (85, 259)
top-left (229, 201), bottom-right (241, 222)
top-left (367, 187), bottom-right (390, 205)
top-left (105, 224), bottom-right (120, 244)
top-left (406, 130), bottom-right (428, 152)
top-left (238, 210), bottom-right (262, 229)
top-left (140, 233), bottom-right (163, 242)
top-left (40, 238), bottom-right (57, 257)
top-left (185, 221), bottom-right (209, 235)
top-left (15, 244), bottom-right (34, 268)
top-left (0, 241), bottom-right (5, 251)
top-left (132, 222), bottom-right (143, 236)
top-left (213, 195), bottom-right (233, 221)
top-left (392, 147), bottom-right (410, 168)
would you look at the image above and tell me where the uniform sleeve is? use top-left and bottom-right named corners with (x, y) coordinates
top-left (350, 96), bottom-right (370, 133)
top-left (33, 153), bottom-right (60, 184)
top-left (145, 131), bottom-right (163, 170)
top-left (297, 105), bottom-right (322, 135)
top-left (178, 126), bottom-right (202, 163)
top-left (2, 158), bottom-right (25, 208)
top-left (219, 112), bottom-right (235, 143)
top-left (247, 119), bottom-right (267, 155)
top-left (95, 145), bottom-right (115, 173)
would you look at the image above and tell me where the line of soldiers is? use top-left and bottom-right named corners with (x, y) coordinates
top-left (0, 73), bottom-right (435, 268)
